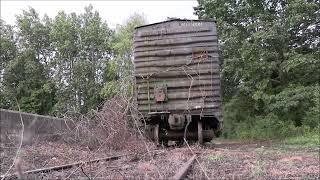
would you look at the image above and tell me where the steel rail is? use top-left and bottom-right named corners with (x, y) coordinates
top-left (0, 153), bottom-right (134, 179)
top-left (172, 154), bottom-right (197, 180)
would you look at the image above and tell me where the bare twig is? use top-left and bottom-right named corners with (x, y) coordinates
top-left (91, 166), bottom-right (122, 180)
top-left (14, 158), bottom-right (23, 180)
top-left (183, 139), bottom-right (210, 180)
top-left (64, 164), bottom-right (83, 180)
top-left (1, 100), bottom-right (25, 180)
top-left (81, 166), bottom-right (91, 180)
top-left (1, 153), bottom-right (131, 179)
top-left (172, 155), bottom-right (197, 180)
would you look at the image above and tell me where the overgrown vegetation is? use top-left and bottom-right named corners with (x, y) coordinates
top-left (0, 5), bottom-right (146, 115)
top-left (195, 0), bottom-right (319, 139)
top-left (1, 1), bottom-right (319, 141)
top-left (60, 96), bottom-right (154, 152)
top-left (283, 133), bottom-right (320, 148)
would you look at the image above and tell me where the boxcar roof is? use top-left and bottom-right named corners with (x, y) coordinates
top-left (135, 19), bottom-right (216, 29)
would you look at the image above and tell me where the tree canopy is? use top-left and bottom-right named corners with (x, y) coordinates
top-left (0, 2), bottom-right (318, 139)
top-left (0, 6), bottom-right (146, 115)
top-left (195, 0), bottom-right (319, 138)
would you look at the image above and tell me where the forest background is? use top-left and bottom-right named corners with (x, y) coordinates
top-left (1, 0), bottom-right (319, 142)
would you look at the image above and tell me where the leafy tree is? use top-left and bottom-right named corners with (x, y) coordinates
top-left (49, 11), bottom-right (80, 113)
top-left (1, 8), bottom-right (56, 114)
top-left (195, 0), bottom-right (320, 138)
top-left (50, 5), bottom-right (113, 114)
top-left (77, 5), bottom-right (113, 112)
top-left (2, 50), bottom-right (56, 114)
top-left (100, 13), bottom-right (146, 98)
top-left (0, 20), bottom-right (17, 108)
top-left (1, 6), bottom-right (119, 114)
top-left (0, 20), bottom-right (16, 74)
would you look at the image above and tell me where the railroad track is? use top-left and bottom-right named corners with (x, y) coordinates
top-left (0, 153), bottom-right (131, 179)
top-left (1, 150), bottom-right (198, 180)
top-left (172, 154), bottom-right (197, 180)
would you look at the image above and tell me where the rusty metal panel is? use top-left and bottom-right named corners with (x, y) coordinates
top-left (133, 19), bottom-right (222, 121)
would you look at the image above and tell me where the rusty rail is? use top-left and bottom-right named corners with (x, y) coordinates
top-left (172, 154), bottom-right (197, 180)
top-left (0, 153), bottom-right (132, 179)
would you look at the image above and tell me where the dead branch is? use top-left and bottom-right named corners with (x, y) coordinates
top-left (1, 101), bottom-right (25, 180)
top-left (184, 139), bottom-right (210, 179)
top-left (0, 153), bottom-right (132, 179)
top-left (80, 166), bottom-right (90, 180)
top-left (172, 155), bottom-right (197, 180)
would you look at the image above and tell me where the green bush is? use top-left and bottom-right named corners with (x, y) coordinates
top-left (222, 84), bottom-right (319, 140)
top-left (284, 130), bottom-right (320, 147)
top-left (223, 111), bottom-right (313, 140)
top-left (246, 114), bottom-right (295, 139)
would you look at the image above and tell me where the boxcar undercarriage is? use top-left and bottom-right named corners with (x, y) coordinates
top-left (144, 113), bottom-right (221, 145)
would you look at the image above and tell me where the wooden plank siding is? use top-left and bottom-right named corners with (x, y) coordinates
top-left (133, 20), bottom-right (222, 120)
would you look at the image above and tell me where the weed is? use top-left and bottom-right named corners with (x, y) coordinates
top-left (207, 154), bottom-right (224, 162)
top-left (254, 146), bottom-right (284, 157)
top-left (284, 133), bottom-right (320, 148)
top-left (254, 147), bottom-right (266, 154)
top-left (250, 160), bottom-right (266, 178)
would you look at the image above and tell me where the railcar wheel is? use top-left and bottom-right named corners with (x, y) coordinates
top-left (161, 140), bottom-right (169, 147)
top-left (154, 124), bottom-right (159, 145)
top-left (176, 140), bottom-right (184, 147)
top-left (198, 121), bottom-right (203, 144)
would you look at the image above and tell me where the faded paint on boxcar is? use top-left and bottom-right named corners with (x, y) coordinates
top-left (133, 19), bottom-right (222, 122)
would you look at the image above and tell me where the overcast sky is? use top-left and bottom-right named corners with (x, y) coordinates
top-left (1, 0), bottom-right (198, 29)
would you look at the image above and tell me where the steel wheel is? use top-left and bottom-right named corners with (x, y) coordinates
top-left (154, 124), bottom-right (159, 145)
top-left (161, 140), bottom-right (169, 147)
top-left (198, 121), bottom-right (203, 144)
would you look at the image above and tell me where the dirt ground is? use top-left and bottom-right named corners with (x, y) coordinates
top-left (1, 136), bottom-right (319, 179)
top-left (190, 140), bottom-right (320, 179)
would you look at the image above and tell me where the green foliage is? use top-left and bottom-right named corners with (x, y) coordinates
top-left (2, 50), bottom-right (56, 114)
top-left (0, 20), bottom-right (16, 108)
top-left (100, 59), bottom-right (119, 99)
top-left (0, 1), bottom-right (317, 141)
top-left (0, 6), bottom-right (113, 114)
top-left (0, 20), bottom-right (16, 71)
top-left (303, 85), bottom-right (320, 129)
top-left (0, 6), bottom-right (146, 115)
top-left (195, 0), bottom-right (320, 139)
top-left (103, 13), bottom-right (146, 98)
top-left (49, 5), bottom-right (113, 113)
top-left (0, 8), bottom-right (56, 114)
top-left (229, 113), bottom-right (300, 139)
top-left (283, 131), bottom-right (320, 148)
top-left (100, 80), bottom-right (119, 99)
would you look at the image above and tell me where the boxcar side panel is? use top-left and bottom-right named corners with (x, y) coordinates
top-left (133, 20), bottom-right (222, 122)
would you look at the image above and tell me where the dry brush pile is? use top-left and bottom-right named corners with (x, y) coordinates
top-left (0, 95), bottom-right (156, 177)
top-left (60, 96), bottom-right (155, 153)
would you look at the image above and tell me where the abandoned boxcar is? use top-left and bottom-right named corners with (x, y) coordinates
top-left (133, 19), bottom-right (223, 144)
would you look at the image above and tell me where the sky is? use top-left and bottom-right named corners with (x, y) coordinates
top-left (0, 0), bottom-right (199, 29)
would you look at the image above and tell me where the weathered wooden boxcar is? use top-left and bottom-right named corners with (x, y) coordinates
top-left (133, 19), bottom-right (222, 144)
